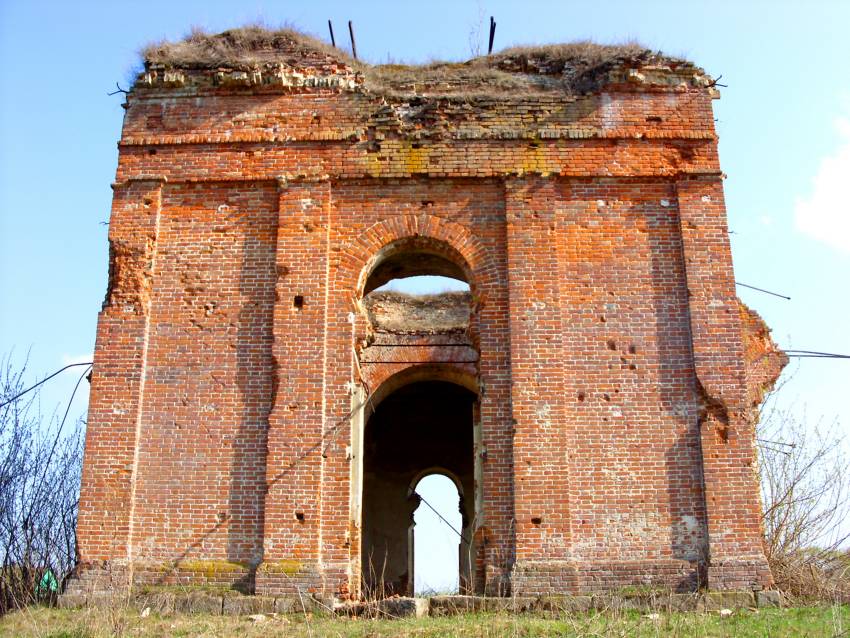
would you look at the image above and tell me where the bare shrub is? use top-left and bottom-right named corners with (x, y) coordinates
top-left (0, 354), bottom-right (85, 614)
top-left (758, 392), bottom-right (850, 602)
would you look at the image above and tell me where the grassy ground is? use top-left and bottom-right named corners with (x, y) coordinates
top-left (1, 605), bottom-right (848, 638)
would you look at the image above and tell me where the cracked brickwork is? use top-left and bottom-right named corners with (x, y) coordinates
top-left (70, 30), bottom-right (785, 601)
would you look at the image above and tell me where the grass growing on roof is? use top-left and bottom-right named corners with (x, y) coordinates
top-left (137, 25), bottom-right (701, 97)
top-left (141, 25), bottom-right (351, 69)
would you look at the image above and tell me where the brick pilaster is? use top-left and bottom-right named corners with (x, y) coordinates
top-left (256, 178), bottom-right (331, 596)
top-left (76, 178), bottom-right (163, 578)
top-left (677, 176), bottom-right (772, 589)
top-left (505, 176), bottom-right (579, 595)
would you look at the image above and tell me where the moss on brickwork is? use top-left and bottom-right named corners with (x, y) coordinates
top-left (258, 560), bottom-right (304, 576)
top-left (175, 559), bottom-right (251, 576)
top-left (135, 559), bottom-right (251, 578)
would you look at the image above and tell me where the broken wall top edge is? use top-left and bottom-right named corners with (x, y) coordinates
top-left (362, 290), bottom-right (472, 335)
top-left (136, 26), bottom-right (711, 96)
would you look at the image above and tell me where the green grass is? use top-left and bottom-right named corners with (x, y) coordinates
top-left (1, 604), bottom-right (848, 637)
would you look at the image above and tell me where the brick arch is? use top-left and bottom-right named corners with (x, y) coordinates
top-left (363, 363), bottom-right (479, 417)
top-left (337, 213), bottom-right (498, 297)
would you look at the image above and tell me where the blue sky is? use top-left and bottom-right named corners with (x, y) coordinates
top-left (2, 0), bottom-right (849, 591)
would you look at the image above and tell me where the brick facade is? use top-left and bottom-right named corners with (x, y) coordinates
top-left (71, 33), bottom-right (781, 600)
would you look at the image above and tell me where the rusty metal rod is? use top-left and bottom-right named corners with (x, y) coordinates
top-left (348, 20), bottom-right (358, 60)
top-left (735, 281), bottom-right (790, 300)
top-left (488, 16), bottom-right (496, 55)
top-left (328, 20), bottom-right (336, 47)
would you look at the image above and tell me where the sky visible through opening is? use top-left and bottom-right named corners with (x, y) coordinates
top-left (373, 275), bottom-right (469, 295)
top-left (414, 473), bottom-right (462, 595)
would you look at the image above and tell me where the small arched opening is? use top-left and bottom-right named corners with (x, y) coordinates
top-left (410, 472), bottom-right (465, 596)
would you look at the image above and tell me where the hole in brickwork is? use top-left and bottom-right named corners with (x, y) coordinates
top-left (628, 344), bottom-right (637, 354)
top-left (531, 517), bottom-right (543, 525)
top-left (295, 511), bottom-right (305, 522)
top-left (577, 392), bottom-right (585, 402)
top-left (148, 148), bottom-right (157, 155)
top-left (607, 339), bottom-right (617, 351)
top-left (293, 295), bottom-right (304, 309)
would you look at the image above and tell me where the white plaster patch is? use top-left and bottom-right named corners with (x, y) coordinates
top-left (660, 199), bottom-right (671, 208)
top-left (600, 93), bottom-right (621, 131)
top-left (535, 403), bottom-right (552, 428)
top-left (681, 515), bottom-right (700, 534)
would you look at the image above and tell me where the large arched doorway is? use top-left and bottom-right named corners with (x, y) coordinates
top-left (354, 235), bottom-right (481, 597)
top-left (360, 380), bottom-right (476, 597)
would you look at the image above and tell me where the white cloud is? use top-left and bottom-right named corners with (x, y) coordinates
top-left (794, 116), bottom-right (850, 253)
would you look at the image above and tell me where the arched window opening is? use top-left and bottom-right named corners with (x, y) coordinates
top-left (360, 241), bottom-right (473, 336)
top-left (412, 473), bottom-right (463, 595)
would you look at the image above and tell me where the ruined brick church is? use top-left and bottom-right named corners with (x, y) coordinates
top-left (70, 28), bottom-right (786, 601)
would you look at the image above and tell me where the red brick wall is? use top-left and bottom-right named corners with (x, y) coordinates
top-left (73, 63), bottom-right (772, 597)
top-left (131, 182), bottom-right (277, 565)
